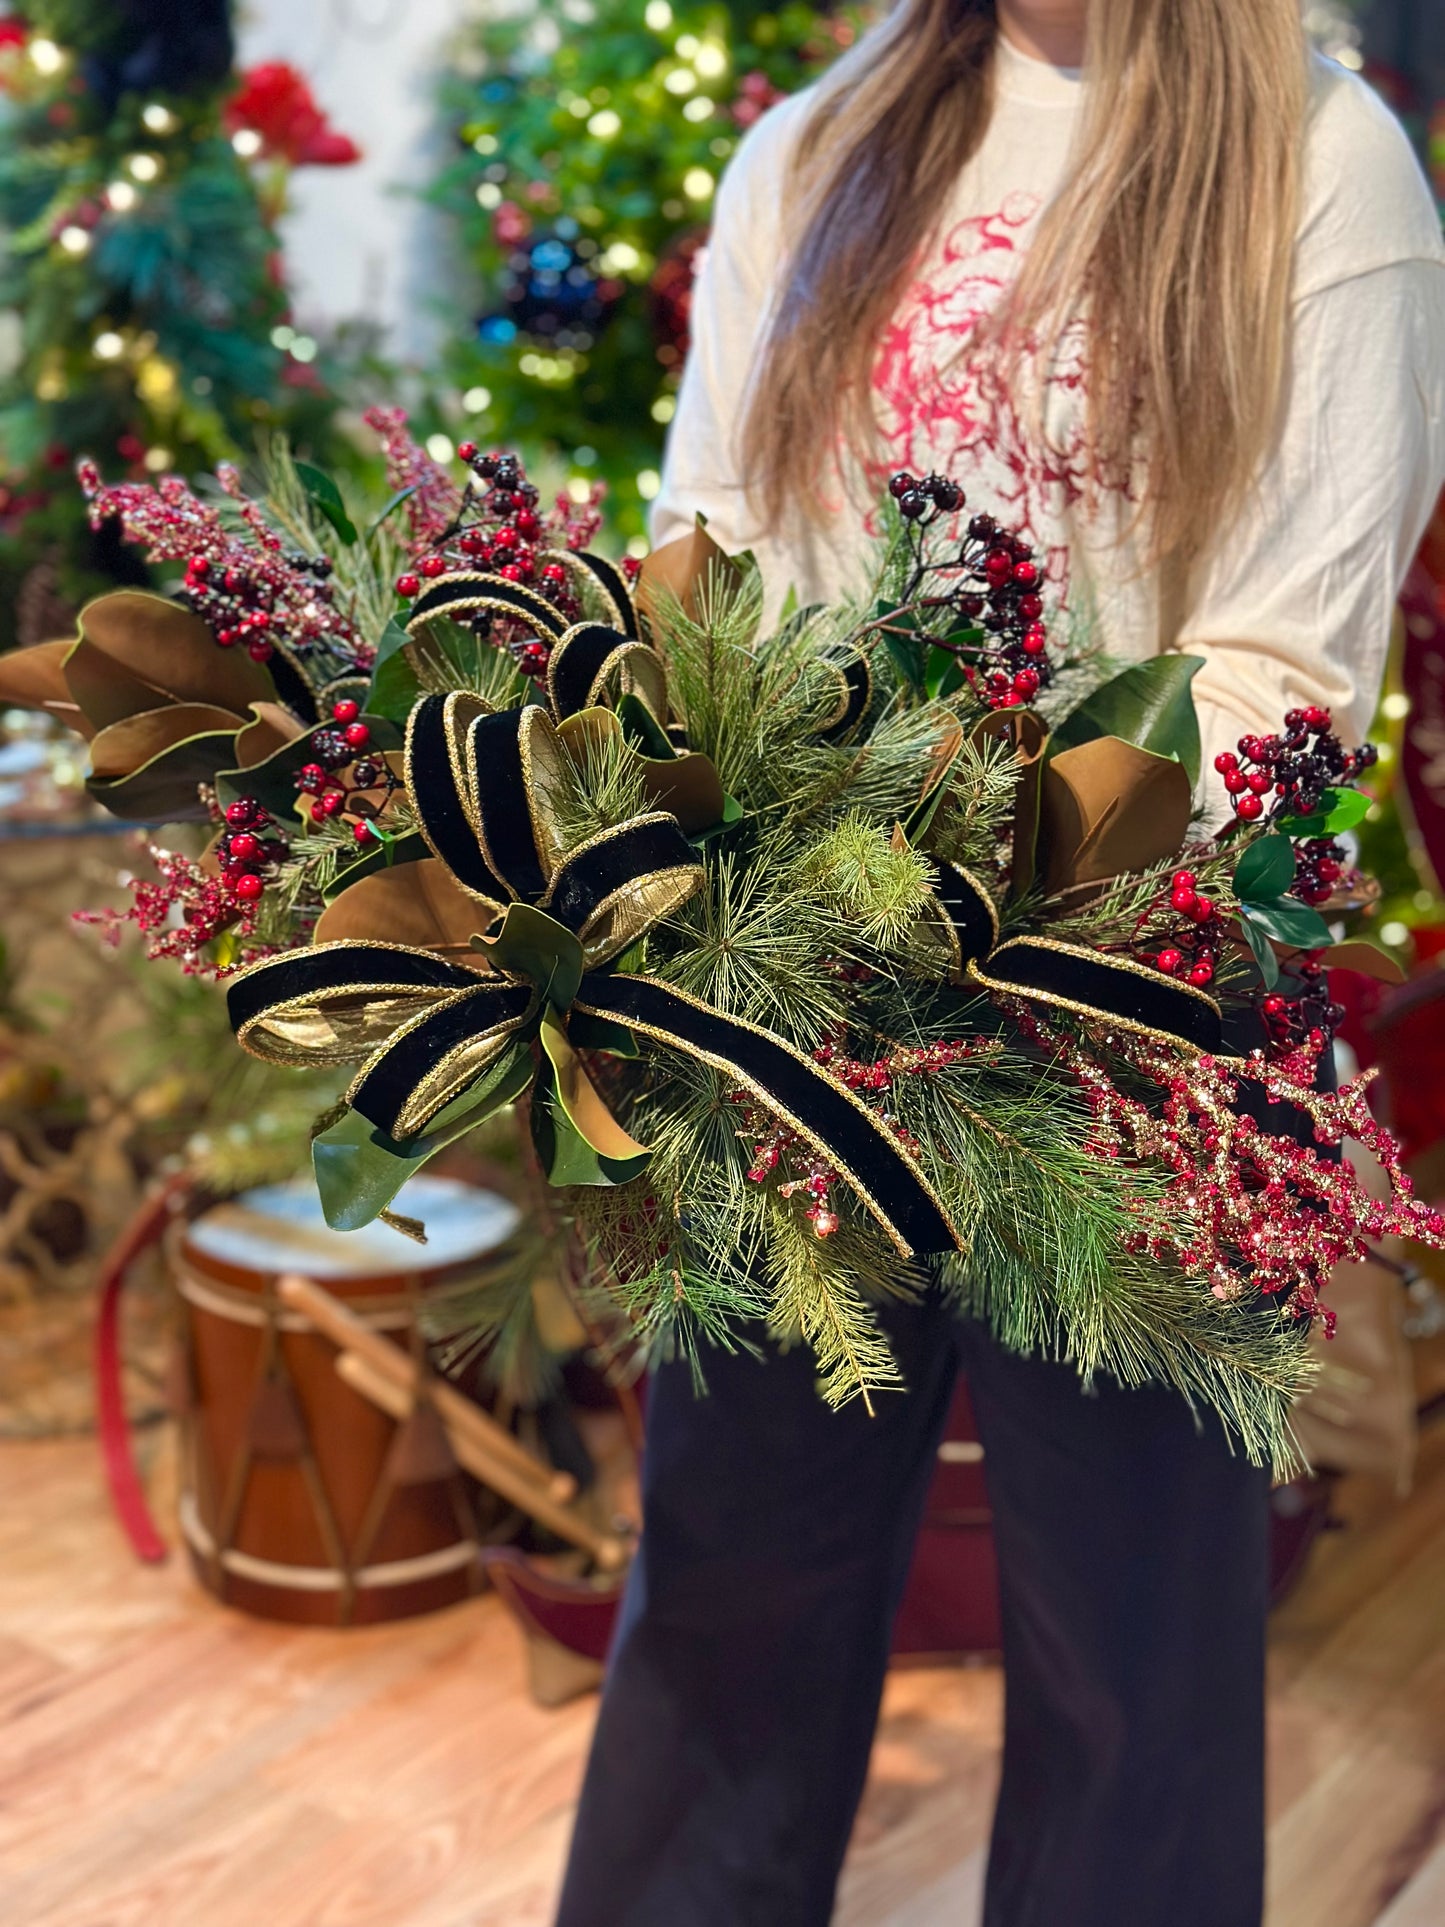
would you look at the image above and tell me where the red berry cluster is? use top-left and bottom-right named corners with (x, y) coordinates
top-left (1143, 869), bottom-right (1219, 987)
top-left (1214, 705), bottom-right (1377, 827)
top-left (219, 797), bottom-right (287, 906)
top-left (292, 699), bottom-right (395, 841)
top-left (887, 473), bottom-right (1052, 711)
top-left (394, 446), bottom-right (587, 685)
top-left (1259, 956), bottom-right (1346, 1062)
top-left (76, 461), bottom-right (373, 684)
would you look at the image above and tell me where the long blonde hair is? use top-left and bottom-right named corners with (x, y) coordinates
top-left (741, 0), bottom-right (1310, 569)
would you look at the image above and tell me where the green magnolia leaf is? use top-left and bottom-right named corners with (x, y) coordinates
top-left (313, 1050), bottom-right (534, 1231)
top-left (321, 830), bottom-right (429, 902)
top-left (1049, 655), bottom-right (1204, 785)
top-left (1237, 911), bottom-right (1281, 990)
top-left (529, 1057), bottom-right (650, 1187)
top-left (690, 790), bottom-right (745, 846)
top-left (1240, 896), bottom-right (1334, 949)
top-left (616, 689), bottom-right (676, 759)
top-left (1232, 832), bottom-right (1296, 901)
top-left (473, 902), bottom-right (584, 1009)
top-left (294, 460), bottom-right (359, 547)
top-left (1276, 787), bottom-right (1372, 838)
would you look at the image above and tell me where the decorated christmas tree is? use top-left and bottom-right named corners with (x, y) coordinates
top-left (0, 2), bottom-right (361, 647)
top-left (428, 0), bottom-right (865, 540)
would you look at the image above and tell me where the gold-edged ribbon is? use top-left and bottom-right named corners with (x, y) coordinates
top-left (916, 858), bottom-right (1225, 1054)
top-left (404, 550), bottom-right (873, 747)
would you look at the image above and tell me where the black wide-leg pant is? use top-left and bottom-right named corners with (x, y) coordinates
top-left (556, 1294), bottom-right (1270, 1927)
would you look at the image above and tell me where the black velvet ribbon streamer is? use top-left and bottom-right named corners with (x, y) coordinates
top-left (930, 862), bottom-right (1224, 1054)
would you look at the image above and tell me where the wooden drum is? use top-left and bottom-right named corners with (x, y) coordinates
top-left (171, 1176), bottom-right (520, 1627)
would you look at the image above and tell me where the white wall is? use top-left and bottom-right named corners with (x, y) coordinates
top-left (234, 0), bottom-right (462, 361)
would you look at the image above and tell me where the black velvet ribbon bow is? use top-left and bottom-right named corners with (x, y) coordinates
top-left (227, 682), bottom-right (960, 1255)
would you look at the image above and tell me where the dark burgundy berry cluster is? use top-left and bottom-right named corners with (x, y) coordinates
top-left (293, 699), bottom-right (397, 843)
top-left (1259, 956), bottom-right (1346, 1062)
top-left (394, 446), bottom-right (581, 684)
top-left (1142, 869), bottom-right (1220, 988)
top-left (888, 473), bottom-right (1052, 711)
top-left (1290, 837), bottom-right (1346, 909)
top-left (1214, 705), bottom-right (1377, 827)
top-left (889, 470), bottom-right (965, 522)
top-left (218, 797), bottom-right (288, 907)
top-left (183, 549), bottom-right (330, 663)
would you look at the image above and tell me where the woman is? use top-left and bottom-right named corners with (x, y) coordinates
top-left (558, 4), bottom-right (1445, 1923)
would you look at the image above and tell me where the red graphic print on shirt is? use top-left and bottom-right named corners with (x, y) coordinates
top-left (868, 192), bottom-right (1111, 591)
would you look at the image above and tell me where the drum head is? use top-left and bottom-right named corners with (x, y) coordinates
top-left (184, 1175), bottom-right (520, 1281)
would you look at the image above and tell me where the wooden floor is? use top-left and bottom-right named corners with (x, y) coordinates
top-left (1, 1414), bottom-right (1443, 1927)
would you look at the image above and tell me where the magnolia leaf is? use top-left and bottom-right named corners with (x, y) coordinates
top-left (215, 712), bottom-right (401, 813)
top-left (69, 591), bottom-right (277, 721)
top-left (538, 1008), bottom-right (651, 1175)
top-left (234, 701), bottom-right (307, 769)
top-left (88, 728), bottom-right (243, 822)
top-left (530, 1052), bottom-right (650, 1188)
top-left (316, 852), bottom-right (496, 949)
top-left (0, 638), bottom-right (75, 713)
top-left (1327, 940), bottom-right (1407, 986)
top-left (1240, 896), bottom-right (1334, 949)
top-left (615, 689), bottom-right (676, 759)
top-left (1037, 739), bottom-right (1192, 895)
top-left (1232, 832), bottom-right (1296, 902)
top-left (320, 830), bottom-right (429, 903)
top-left (689, 790), bottom-right (746, 845)
top-left (88, 703), bottom-right (245, 779)
top-left (294, 460), bottom-right (359, 547)
top-left (1049, 655), bottom-right (1203, 785)
top-left (314, 1051), bottom-right (533, 1231)
top-left (472, 902), bottom-right (585, 1009)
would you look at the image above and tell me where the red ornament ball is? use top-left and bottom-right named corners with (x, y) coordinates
top-left (343, 721), bottom-right (370, 749)
top-left (395, 573), bottom-right (420, 598)
top-left (1235, 794), bottom-right (1264, 820)
top-left (331, 698), bottom-right (360, 725)
top-left (232, 873), bottom-right (264, 903)
top-left (1156, 948), bottom-right (1184, 974)
top-left (420, 555), bottom-right (447, 579)
top-left (228, 832), bottom-right (260, 862)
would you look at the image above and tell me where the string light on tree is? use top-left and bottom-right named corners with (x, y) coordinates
top-left (427, 0), bottom-right (860, 534)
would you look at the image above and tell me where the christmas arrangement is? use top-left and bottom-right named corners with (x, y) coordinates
top-left (3, 419), bottom-right (1439, 1471)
